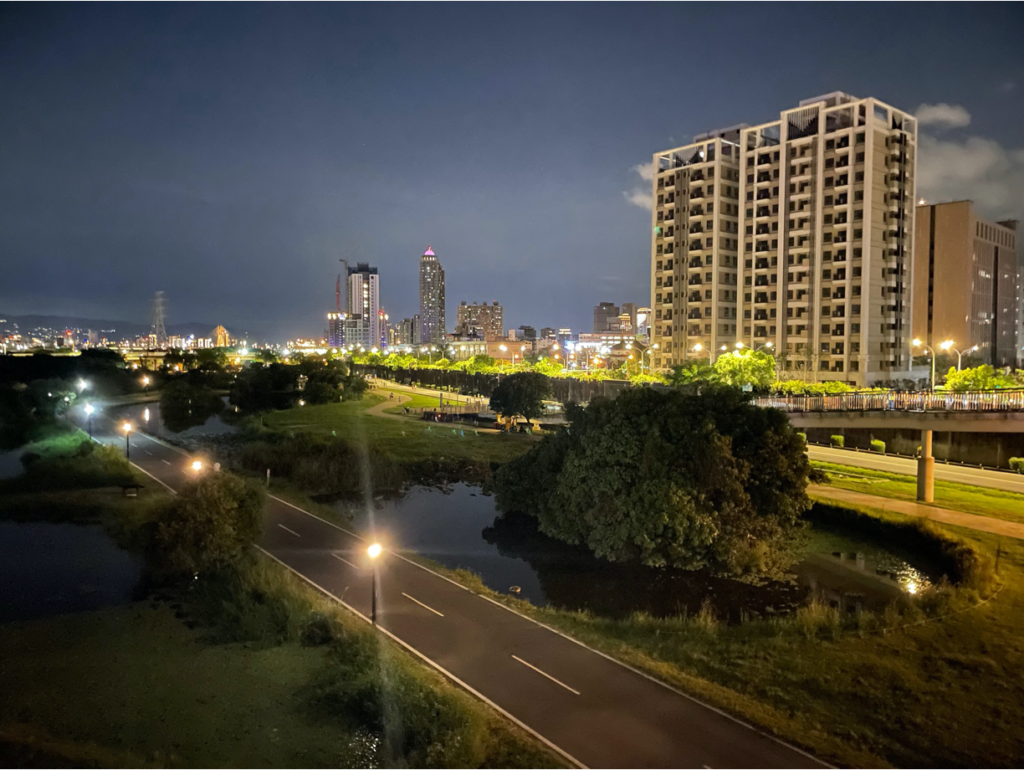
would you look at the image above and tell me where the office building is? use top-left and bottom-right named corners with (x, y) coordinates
top-left (593, 302), bottom-right (620, 333)
top-left (418, 246), bottom-right (446, 345)
top-left (651, 92), bottom-right (917, 385)
top-left (455, 300), bottom-right (504, 340)
top-left (636, 307), bottom-right (651, 339)
top-left (540, 327), bottom-right (556, 340)
top-left (347, 263), bottom-right (381, 350)
top-left (913, 201), bottom-right (1020, 367)
top-left (517, 325), bottom-right (538, 341)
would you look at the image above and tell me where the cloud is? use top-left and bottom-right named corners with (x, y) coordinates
top-left (998, 80), bottom-right (1016, 92)
top-left (622, 161), bottom-right (654, 210)
top-left (917, 133), bottom-right (1024, 220)
top-left (622, 188), bottom-right (652, 210)
top-left (915, 103), bottom-right (972, 129)
top-left (632, 161), bottom-right (655, 181)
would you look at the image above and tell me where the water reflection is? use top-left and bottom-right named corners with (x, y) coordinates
top-left (0, 522), bottom-right (144, 624)
top-left (339, 483), bottom-right (942, 621)
top-left (113, 398), bottom-right (236, 438)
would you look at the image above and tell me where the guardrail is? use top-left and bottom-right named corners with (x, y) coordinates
top-left (755, 389), bottom-right (1024, 413)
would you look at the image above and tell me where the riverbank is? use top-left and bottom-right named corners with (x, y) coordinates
top-left (402, 504), bottom-right (1019, 768)
top-left (0, 434), bottom-right (559, 768)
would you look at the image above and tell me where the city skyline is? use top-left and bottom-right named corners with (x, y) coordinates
top-left (2, 5), bottom-right (1021, 339)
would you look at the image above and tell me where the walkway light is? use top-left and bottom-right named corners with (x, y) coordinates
top-left (122, 422), bottom-right (133, 459)
top-left (912, 338), bottom-right (937, 390)
top-left (367, 542), bottom-right (383, 624)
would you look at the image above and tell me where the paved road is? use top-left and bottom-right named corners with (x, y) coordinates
top-left (87, 413), bottom-right (824, 770)
top-left (808, 445), bottom-right (1024, 495)
top-left (808, 485), bottom-right (1024, 540)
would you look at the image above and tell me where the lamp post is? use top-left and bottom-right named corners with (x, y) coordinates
top-left (912, 338), bottom-right (936, 390)
top-left (939, 340), bottom-right (977, 371)
top-left (499, 344), bottom-right (508, 372)
top-left (692, 343), bottom-right (713, 364)
top-left (640, 343), bottom-right (659, 372)
top-left (191, 460), bottom-right (203, 474)
top-left (122, 422), bottom-right (132, 459)
top-left (84, 404), bottom-right (94, 439)
top-left (367, 542), bottom-right (382, 624)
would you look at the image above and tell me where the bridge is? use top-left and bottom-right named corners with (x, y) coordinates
top-left (753, 389), bottom-right (1024, 503)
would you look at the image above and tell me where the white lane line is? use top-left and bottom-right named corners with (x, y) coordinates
top-left (130, 461), bottom-right (176, 493)
top-left (332, 553), bottom-right (361, 570)
top-left (402, 592), bottom-right (444, 617)
top-left (255, 547), bottom-right (587, 769)
top-left (143, 449), bottom-right (153, 456)
top-left (278, 524), bottom-right (301, 538)
top-left (511, 655), bottom-right (580, 695)
top-left (161, 459), bottom-right (172, 466)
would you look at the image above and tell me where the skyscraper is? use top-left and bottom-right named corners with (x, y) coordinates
top-left (347, 262), bottom-right (381, 348)
top-left (650, 92), bottom-right (918, 386)
top-left (418, 246), bottom-right (445, 345)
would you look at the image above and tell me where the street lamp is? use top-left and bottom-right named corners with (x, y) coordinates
top-left (141, 375), bottom-right (150, 389)
top-left (191, 460), bottom-right (203, 474)
top-left (122, 422), bottom-right (133, 459)
top-left (77, 379), bottom-right (89, 392)
top-left (367, 542), bottom-right (383, 624)
top-left (692, 343), bottom-right (713, 363)
top-left (499, 344), bottom-right (508, 371)
top-left (939, 339), bottom-right (978, 371)
top-left (755, 341), bottom-right (774, 353)
top-left (640, 343), bottom-right (659, 372)
top-left (84, 403), bottom-right (95, 438)
top-left (912, 338), bottom-right (936, 390)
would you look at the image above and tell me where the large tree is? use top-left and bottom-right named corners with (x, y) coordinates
top-left (493, 386), bottom-right (811, 575)
top-left (154, 472), bottom-right (265, 575)
top-left (489, 372), bottom-right (551, 427)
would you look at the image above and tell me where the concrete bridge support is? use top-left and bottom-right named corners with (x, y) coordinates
top-left (917, 429), bottom-right (934, 503)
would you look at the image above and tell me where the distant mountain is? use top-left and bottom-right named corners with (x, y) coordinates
top-left (0, 313), bottom-right (273, 343)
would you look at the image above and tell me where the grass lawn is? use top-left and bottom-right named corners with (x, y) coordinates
top-left (262, 395), bottom-right (534, 465)
top-left (416, 514), bottom-right (1023, 769)
top-left (376, 387), bottom-right (458, 413)
top-left (814, 460), bottom-right (1024, 525)
top-left (0, 604), bottom-right (359, 768)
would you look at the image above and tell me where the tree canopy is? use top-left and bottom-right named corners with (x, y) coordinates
top-left (942, 365), bottom-right (1024, 392)
top-left (493, 386), bottom-right (811, 574)
top-left (154, 472), bottom-right (265, 575)
top-left (489, 372), bottom-right (551, 425)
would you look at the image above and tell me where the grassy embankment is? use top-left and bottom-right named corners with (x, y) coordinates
top-left (375, 386), bottom-right (468, 414)
top-left (0, 430), bottom-right (559, 768)
top-left (813, 460), bottom-right (1024, 525)
top-left (407, 504), bottom-right (1019, 769)
top-left (260, 393), bottom-right (533, 465)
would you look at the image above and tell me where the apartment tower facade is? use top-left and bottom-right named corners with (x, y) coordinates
top-left (651, 93), bottom-right (918, 386)
top-left (418, 246), bottom-right (446, 345)
top-left (455, 300), bottom-right (504, 340)
top-left (347, 262), bottom-right (381, 349)
top-left (912, 201), bottom-right (1020, 367)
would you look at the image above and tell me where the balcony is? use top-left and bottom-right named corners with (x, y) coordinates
top-left (689, 258), bottom-right (702, 268)
top-left (755, 258), bottom-right (769, 269)
top-left (689, 207), bottom-right (703, 217)
top-left (688, 310), bottom-right (703, 320)
top-left (689, 225), bottom-right (704, 234)
top-left (688, 276), bottom-right (703, 286)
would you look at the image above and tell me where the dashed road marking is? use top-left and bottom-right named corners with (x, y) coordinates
top-left (332, 553), bottom-right (361, 570)
top-left (278, 524), bottom-right (301, 538)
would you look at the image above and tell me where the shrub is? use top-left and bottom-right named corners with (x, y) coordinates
top-left (1010, 458), bottom-right (1024, 474)
top-left (870, 439), bottom-right (886, 454)
top-left (796, 432), bottom-right (807, 443)
top-left (831, 434), bottom-right (845, 447)
top-left (154, 472), bottom-right (265, 575)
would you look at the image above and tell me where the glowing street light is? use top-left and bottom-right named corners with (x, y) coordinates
top-left (77, 379), bottom-right (89, 392)
top-left (939, 339), bottom-right (978, 371)
top-left (84, 403), bottom-right (95, 438)
top-left (191, 460), bottom-right (203, 473)
top-left (912, 338), bottom-right (937, 390)
top-left (122, 422), bottom-right (133, 459)
top-left (141, 375), bottom-right (150, 388)
top-left (367, 542), bottom-right (383, 624)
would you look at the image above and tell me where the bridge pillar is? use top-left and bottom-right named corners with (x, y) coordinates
top-left (917, 429), bottom-right (934, 503)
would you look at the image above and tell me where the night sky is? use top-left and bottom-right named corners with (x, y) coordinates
top-left (2, 4), bottom-right (1022, 340)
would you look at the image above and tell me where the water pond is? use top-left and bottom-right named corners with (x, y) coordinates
top-left (0, 521), bottom-right (144, 624)
top-left (335, 483), bottom-right (940, 621)
top-left (111, 398), bottom-right (237, 439)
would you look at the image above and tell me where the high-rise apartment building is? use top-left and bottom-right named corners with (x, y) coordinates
top-left (393, 316), bottom-right (420, 347)
top-left (418, 246), bottom-right (445, 345)
top-left (913, 201), bottom-right (1020, 367)
top-left (651, 92), bottom-right (918, 386)
top-left (455, 300), bottom-right (504, 340)
top-left (347, 263), bottom-right (381, 349)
